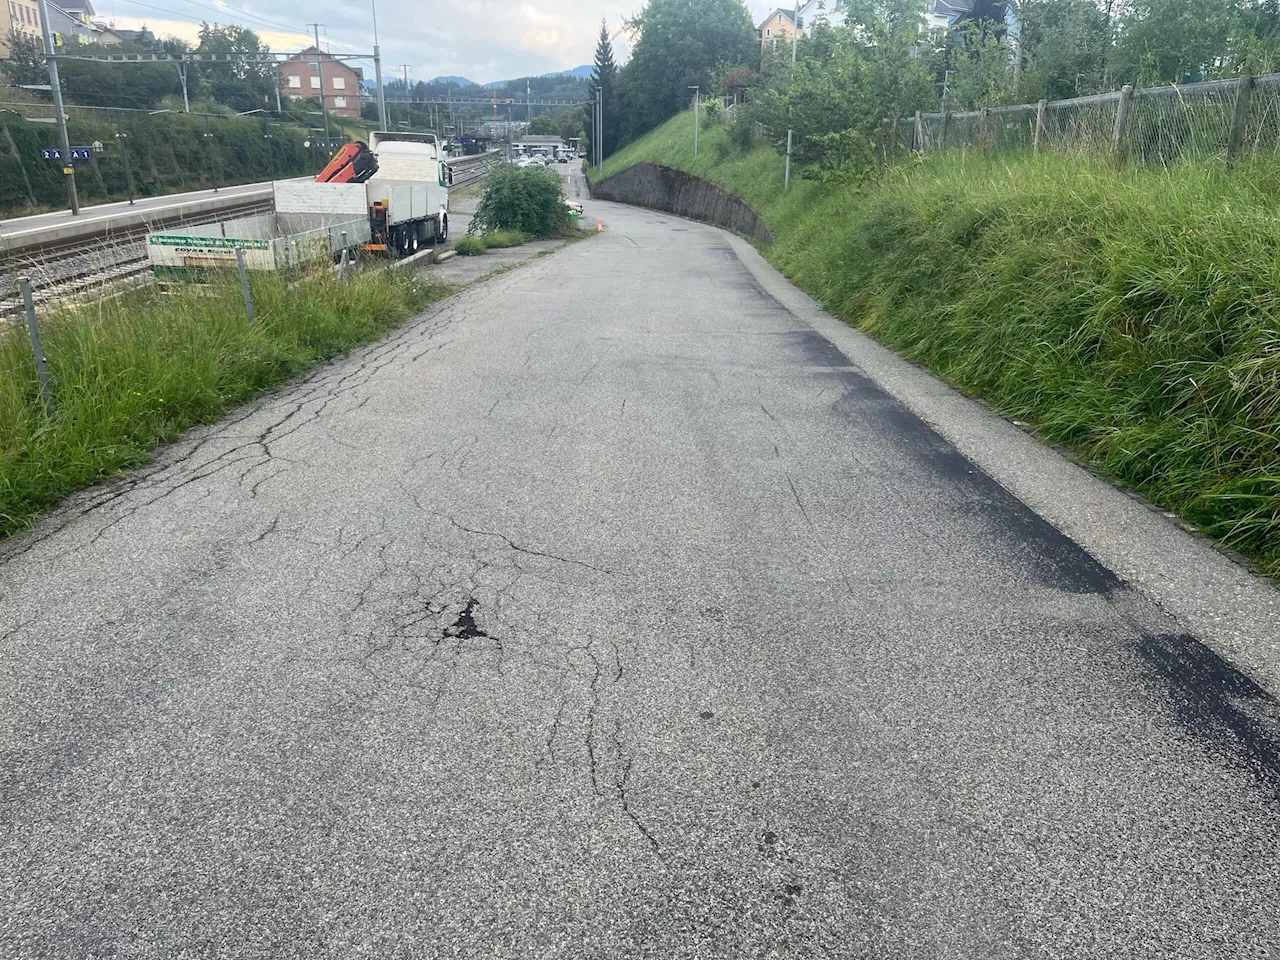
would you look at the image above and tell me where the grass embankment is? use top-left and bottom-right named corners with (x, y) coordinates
top-left (454, 230), bottom-right (527, 256)
top-left (596, 114), bottom-right (1280, 576)
top-left (0, 269), bottom-right (450, 536)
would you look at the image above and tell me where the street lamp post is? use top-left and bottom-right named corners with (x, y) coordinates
top-left (689, 86), bottom-right (699, 158)
top-left (785, 0), bottom-right (799, 190)
top-left (35, 0), bottom-right (78, 214)
top-left (371, 0), bottom-right (388, 131)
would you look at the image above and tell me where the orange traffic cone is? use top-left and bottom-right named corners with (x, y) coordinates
top-left (596, 218), bottom-right (604, 233)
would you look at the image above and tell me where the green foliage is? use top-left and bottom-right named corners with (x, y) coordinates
top-left (800, 129), bottom-right (877, 182)
top-left (596, 111), bottom-right (1280, 577)
top-left (0, 110), bottom-right (319, 214)
top-left (745, 20), bottom-right (933, 177)
top-left (587, 18), bottom-right (622, 161)
top-left (453, 236), bottom-right (486, 255)
top-left (192, 24), bottom-right (277, 113)
top-left (526, 113), bottom-right (559, 136)
top-left (469, 164), bottom-right (570, 239)
top-left (0, 269), bottom-right (449, 535)
top-left (481, 230), bottom-right (526, 249)
top-left (1, 30), bottom-right (45, 86)
top-left (617, 0), bottom-right (759, 142)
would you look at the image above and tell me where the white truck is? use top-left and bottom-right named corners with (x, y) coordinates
top-left (145, 132), bottom-right (452, 277)
top-left (274, 131), bottom-right (452, 258)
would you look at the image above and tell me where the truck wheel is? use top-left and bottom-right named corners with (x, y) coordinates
top-left (439, 215), bottom-right (448, 243)
top-left (407, 229), bottom-right (419, 255)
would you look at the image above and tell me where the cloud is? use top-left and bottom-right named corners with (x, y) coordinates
top-left (109, 0), bottom-right (778, 85)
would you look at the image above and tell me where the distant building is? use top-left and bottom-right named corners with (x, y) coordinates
top-left (758, 8), bottom-right (800, 53)
top-left (41, 0), bottom-right (100, 45)
top-left (513, 134), bottom-right (567, 158)
top-left (758, 0), bottom-right (847, 54)
top-left (280, 46), bottom-right (364, 119)
top-left (478, 120), bottom-right (527, 139)
top-left (1, 0), bottom-right (43, 58)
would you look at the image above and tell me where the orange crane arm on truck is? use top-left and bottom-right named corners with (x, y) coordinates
top-left (316, 141), bottom-right (378, 183)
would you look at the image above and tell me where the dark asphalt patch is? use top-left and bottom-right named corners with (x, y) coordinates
top-left (1138, 631), bottom-right (1280, 798)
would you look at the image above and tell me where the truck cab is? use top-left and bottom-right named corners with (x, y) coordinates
top-left (364, 131), bottom-right (451, 255)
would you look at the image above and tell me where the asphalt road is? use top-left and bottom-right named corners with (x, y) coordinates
top-left (2, 166), bottom-right (1279, 958)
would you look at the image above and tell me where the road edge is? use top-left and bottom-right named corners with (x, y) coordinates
top-left (720, 230), bottom-right (1280, 694)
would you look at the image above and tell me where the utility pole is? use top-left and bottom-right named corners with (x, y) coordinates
top-left (178, 61), bottom-right (190, 112)
top-left (35, 0), bottom-right (78, 214)
top-left (401, 64), bottom-right (410, 128)
top-left (785, 0), bottom-right (799, 190)
top-left (371, 0), bottom-right (388, 131)
top-left (308, 24), bottom-right (330, 149)
top-left (274, 66), bottom-right (282, 112)
top-left (596, 86), bottom-right (603, 169)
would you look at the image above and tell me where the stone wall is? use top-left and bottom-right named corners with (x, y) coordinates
top-left (589, 163), bottom-right (774, 245)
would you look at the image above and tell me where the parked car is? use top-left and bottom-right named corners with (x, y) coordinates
top-left (557, 155), bottom-right (569, 163)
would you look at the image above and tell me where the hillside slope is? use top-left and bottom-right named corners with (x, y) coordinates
top-left (593, 113), bottom-right (1280, 577)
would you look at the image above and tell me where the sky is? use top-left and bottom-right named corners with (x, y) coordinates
top-left (102, 0), bottom-right (779, 86)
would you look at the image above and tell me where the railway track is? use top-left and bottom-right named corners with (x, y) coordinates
top-left (2, 152), bottom-right (501, 318)
top-left (0, 198), bottom-right (275, 318)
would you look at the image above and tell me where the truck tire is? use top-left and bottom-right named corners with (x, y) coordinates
top-left (438, 215), bottom-right (448, 243)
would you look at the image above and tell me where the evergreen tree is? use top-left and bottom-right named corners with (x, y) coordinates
top-left (587, 18), bottom-right (619, 161)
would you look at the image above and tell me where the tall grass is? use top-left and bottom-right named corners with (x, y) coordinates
top-left (598, 114), bottom-right (1280, 576)
top-left (0, 267), bottom-right (450, 535)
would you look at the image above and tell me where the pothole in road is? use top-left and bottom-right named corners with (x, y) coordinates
top-left (444, 598), bottom-right (494, 641)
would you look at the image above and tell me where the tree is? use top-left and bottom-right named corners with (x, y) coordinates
top-left (0, 30), bottom-right (46, 87)
top-left (193, 24), bottom-right (275, 112)
top-left (1111, 0), bottom-right (1240, 84)
top-left (587, 18), bottom-right (620, 160)
top-left (617, 0), bottom-right (759, 141)
top-left (1015, 0), bottom-right (1110, 99)
top-left (526, 113), bottom-right (559, 135)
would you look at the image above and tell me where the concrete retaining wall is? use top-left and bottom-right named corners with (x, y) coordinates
top-left (590, 163), bottom-right (773, 245)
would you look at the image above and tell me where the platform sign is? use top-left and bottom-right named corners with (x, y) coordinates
top-left (41, 146), bottom-right (95, 161)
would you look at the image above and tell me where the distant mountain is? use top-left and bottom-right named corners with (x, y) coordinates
top-left (432, 75), bottom-right (480, 86)
top-left (482, 65), bottom-right (594, 88)
top-left (560, 65), bottom-right (593, 79)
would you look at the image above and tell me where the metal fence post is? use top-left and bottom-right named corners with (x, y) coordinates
top-left (941, 111), bottom-right (951, 148)
top-left (339, 230), bottom-right (350, 281)
top-left (234, 248), bottom-right (255, 325)
top-left (18, 276), bottom-right (54, 415)
top-left (914, 110), bottom-right (925, 154)
top-left (979, 107), bottom-right (990, 150)
top-left (1034, 99), bottom-right (1047, 154)
top-left (1111, 84), bottom-right (1133, 165)
top-left (1227, 72), bottom-right (1254, 170)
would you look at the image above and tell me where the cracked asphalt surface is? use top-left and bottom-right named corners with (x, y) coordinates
top-left (3, 168), bottom-right (1280, 958)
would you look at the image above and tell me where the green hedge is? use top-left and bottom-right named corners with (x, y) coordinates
top-left (0, 111), bottom-right (322, 213)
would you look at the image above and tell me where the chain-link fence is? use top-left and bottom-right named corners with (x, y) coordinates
top-left (910, 73), bottom-right (1280, 167)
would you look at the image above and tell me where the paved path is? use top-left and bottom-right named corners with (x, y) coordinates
top-left (2, 172), bottom-right (1278, 958)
